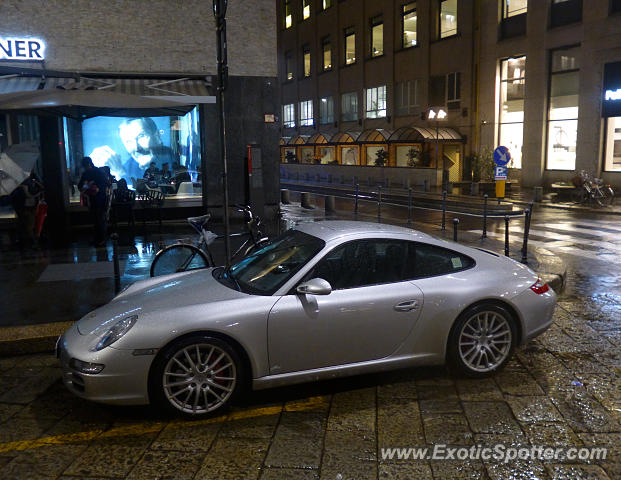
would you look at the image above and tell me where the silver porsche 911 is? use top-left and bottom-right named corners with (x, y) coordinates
top-left (58, 221), bottom-right (556, 416)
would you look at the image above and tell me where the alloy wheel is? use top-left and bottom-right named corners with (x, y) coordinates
top-left (458, 311), bottom-right (512, 373)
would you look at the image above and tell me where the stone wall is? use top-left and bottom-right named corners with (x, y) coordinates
top-left (0, 0), bottom-right (276, 77)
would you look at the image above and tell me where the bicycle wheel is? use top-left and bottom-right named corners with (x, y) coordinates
top-left (602, 186), bottom-right (615, 206)
top-left (570, 188), bottom-right (586, 204)
top-left (150, 244), bottom-right (210, 277)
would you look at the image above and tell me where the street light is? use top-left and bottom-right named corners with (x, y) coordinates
top-left (427, 108), bottom-right (448, 191)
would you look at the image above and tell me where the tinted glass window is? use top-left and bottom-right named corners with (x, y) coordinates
top-left (309, 239), bottom-right (474, 289)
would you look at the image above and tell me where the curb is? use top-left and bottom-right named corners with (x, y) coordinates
top-left (0, 322), bottom-right (71, 357)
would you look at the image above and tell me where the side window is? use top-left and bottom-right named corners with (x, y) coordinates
top-left (410, 243), bottom-right (474, 278)
top-left (309, 239), bottom-right (411, 290)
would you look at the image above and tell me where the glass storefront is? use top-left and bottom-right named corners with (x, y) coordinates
top-left (365, 145), bottom-right (387, 166)
top-left (604, 116), bottom-right (621, 172)
top-left (64, 107), bottom-right (201, 199)
top-left (299, 146), bottom-right (314, 164)
top-left (499, 56), bottom-right (525, 169)
top-left (340, 145), bottom-right (359, 165)
top-left (395, 145), bottom-right (422, 167)
top-left (319, 146), bottom-right (335, 164)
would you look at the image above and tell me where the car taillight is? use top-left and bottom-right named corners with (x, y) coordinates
top-left (530, 278), bottom-right (549, 294)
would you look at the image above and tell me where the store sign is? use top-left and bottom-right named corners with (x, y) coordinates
top-left (0, 37), bottom-right (45, 61)
top-left (602, 61), bottom-right (621, 117)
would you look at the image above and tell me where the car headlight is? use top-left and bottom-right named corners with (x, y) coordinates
top-left (94, 315), bottom-right (138, 351)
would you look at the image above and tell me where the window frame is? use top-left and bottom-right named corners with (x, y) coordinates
top-left (285, 50), bottom-right (294, 81)
top-left (302, 0), bottom-right (311, 20)
top-left (284, 0), bottom-right (293, 29)
top-left (370, 15), bottom-right (384, 58)
top-left (344, 26), bottom-right (356, 65)
top-left (321, 36), bottom-right (332, 71)
top-left (439, 0), bottom-right (458, 39)
top-left (341, 91), bottom-right (359, 122)
top-left (395, 79), bottom-right (419, 116)
top-left (320, 96), bottom-right (335, 124)
top-left (303, 44), bottom-right (311, 78)
top-left (283, 103), bottom-right (296, 128)
top-left (365, 85), bottom-right (387, 118)
top-left (502, 0), bottom-right (527, 18)
top-left (498, 56), bottom-right (526, 169)
top-left (299, 99), bottom-right (314, 126)
top-left (402, 2), bottom-right (418, 49)
top-left (446, 72), bottom-right (461, 109)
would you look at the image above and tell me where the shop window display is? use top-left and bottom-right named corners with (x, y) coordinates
top-left (66, 107), bottom-right (201, 196)
top-left (604, 116), bottom-right (621, 172)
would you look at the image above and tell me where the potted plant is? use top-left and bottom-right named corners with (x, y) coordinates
top-left (284, 150), bottom-right (298, 164)
top-left (374, 148), bottom-right (388, 167)
top-left (406, 147), bottom-right (420, 167)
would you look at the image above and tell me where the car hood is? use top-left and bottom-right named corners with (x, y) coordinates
top-left (76, 268), bottom-right (246, 335)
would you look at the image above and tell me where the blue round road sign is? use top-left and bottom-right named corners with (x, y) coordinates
top-left (493, 146), bottom-right (511, 166)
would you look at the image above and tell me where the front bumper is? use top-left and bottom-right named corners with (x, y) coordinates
top-left (57, 323), bottom-right (154, 406)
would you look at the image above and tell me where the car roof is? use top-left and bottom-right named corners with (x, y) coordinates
top-left (294, 220), bottom-right (434, 243)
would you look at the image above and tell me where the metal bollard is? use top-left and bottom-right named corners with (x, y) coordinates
top-left (504, 215), bottom-right (510, 256)
top-left (482, 194), bottom-right (488, 238)
top-left (423, 179), bottom-right (429, 192)
top-left (280, 189), bottom-right (291, 204)
top-left (453, 218), bottom-right (459, 242)
top-left (111, 233), bottom-right (121, 295)
top-left (377, 185), bottom-right (382, 219)
top-left (325, 195), bottom-right (336, 214)
top-left (521, 204), bottom-right (533, 264)
top-left (354, 183), bottom-right (359, 216)
top-left (301, 192), bottom-right (313, 209)
top-left (408, 188), bottom-right (412, 224)
top-left (441, 190), bottom-right (447, 231)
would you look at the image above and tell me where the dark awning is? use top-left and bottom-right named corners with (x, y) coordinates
top-left (0, 75), bottom-right (42, 94)
top-left (389, 126), bottom-right (463, 142)
top-left (44, 77), bottom-right (211, 97)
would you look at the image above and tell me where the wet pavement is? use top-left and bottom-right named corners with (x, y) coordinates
top-left (0, 195), bottom-right (619, 479)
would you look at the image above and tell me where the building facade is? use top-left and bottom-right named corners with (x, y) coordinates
top-left (277, 0), bottom-right (621, 189)
top-left (0, 0), bottom-right (280, 239)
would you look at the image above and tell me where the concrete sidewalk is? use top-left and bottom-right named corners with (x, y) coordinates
top-left (0, 202), bottom-right (567, 356)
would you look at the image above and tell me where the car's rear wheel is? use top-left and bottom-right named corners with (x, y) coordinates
top-left (447, 303), bottom-right (517, 378)
top-left (150, 335), bottom-right (243, 416)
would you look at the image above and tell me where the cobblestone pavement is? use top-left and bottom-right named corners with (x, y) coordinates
top-left (0, 291), bottom-right (619, 480)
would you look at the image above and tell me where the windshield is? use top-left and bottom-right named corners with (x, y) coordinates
top-left (227, 230), bottom-right (325, 295)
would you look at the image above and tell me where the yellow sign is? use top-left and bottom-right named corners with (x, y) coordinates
top-left (496, 179), bottom-right (506, 198)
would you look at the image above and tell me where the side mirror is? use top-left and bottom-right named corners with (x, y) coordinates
top-left (296, 278), bottom-right (332, 296)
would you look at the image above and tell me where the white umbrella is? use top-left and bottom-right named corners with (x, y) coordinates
top-left (0, 143), bottom-right (39, 195)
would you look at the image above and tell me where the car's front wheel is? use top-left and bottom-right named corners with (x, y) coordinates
top-left (150, 335), bottom-right (243, 416)
top-left (447, 303), bottom-right (517, 378)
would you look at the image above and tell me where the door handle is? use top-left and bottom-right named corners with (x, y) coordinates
top-left (394, 300), bottom-right (419, 312)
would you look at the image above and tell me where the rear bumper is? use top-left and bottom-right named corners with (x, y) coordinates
top-left (512, 287), bottom-right (557, 344)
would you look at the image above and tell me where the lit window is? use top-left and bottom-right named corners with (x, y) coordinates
top-left (341, 92), bottom-right (358, 121)
top-left (402, 3), bottom-right (417, 48)
top-left (503, 0), bottom-right (527, 18)
top-left (300, 100), bottom-right (314, 126)
top-left (284, 0), bottom-right (292, 28)
top-left (498, 56), bottom-right (526, 169)
top-left (285, 51), bottom-right (293, 81)
top-left (283, 103), bottom-right (295, 128)
top-left (320, 97), bottom-right (334, 124)
top-left (440, 0), bottom-right (458, 38)
top-left (365, 85), bottom-right (387, 118)
top-left (604, 117), bottom-right (621, 171)
top-left (302, 0), bottom-right (310, 20)
top-left (322, 37), bottom-right (332, 71)
top-left (323, 0), bottom-right (332, 10)
top-left (370, 16), bottom-right (383, 57)
top-left (547, 47), bottom-right (580, 170)
top-left (344, 27), bottom-right (356, 65)
top-left (303, 45), bottom-right (311, 77)
top-left (395, 80), bottom-right (419, 116)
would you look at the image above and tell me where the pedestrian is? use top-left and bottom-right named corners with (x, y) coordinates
top-left (78, 156), bottom-right (109, 247)
top-left (10, 171), bottom-right (44, 249)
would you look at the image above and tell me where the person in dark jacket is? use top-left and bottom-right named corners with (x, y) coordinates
top-left (78, 156), bottom-right (109, 246)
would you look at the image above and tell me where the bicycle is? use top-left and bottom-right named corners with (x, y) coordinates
top-left (150, 205), bottom-right (269, 277)
top-left (571, 171), bottom-right (615, 207)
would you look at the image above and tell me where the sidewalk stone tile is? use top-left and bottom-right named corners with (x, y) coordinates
top-left (378, 462), bottom-right (433, 479)
top-left (0, 403), bottom-right (22, 423)
top-left (64, 434), bottom-right (156, 478)
top-left (416, 385), bottom-right (459, 402)
top-left (276, 411), bottom-right (327, 439)
top-left (550, 391), bottom-right (621, 433)
top-left (319, 460), bottom-right (376, 480)
top-left (419, 398), bottom-right (462, 413)
top-left (377, 380), bottom-right (417, 400)
top-left (195, 437), bottom-right (269, 480)
top-left (456, 378), bottom-right (503, 401)
top-left (327, 389), bottom-right (376, 434)
top-left (321, 430), bottom-right (377, 480)
top-left (578, 433), bottom-right (621, 479)
top-left (219, 412), bottom-right (280, 439)
top-left (485, 460), bottom-right (549, 480)
top-left (377, 397), bottom-right (424, 446)
top-left (422, 413), bottom-right (473, 445)
top-left (126, 450), bottom-right (204, 480)
top-left (463, 402), bottom-right (523, 435)
top-left (495, 370), bottom-right (545, 396)
top-left (430, 460), bottom-right (487, 479)
top-left (522, 422), bottom-right (582, 447)
top-left (264, 434), bottom-right (322, 469)
top-left (3, 444), bottom-right (88, 480)
top-left (259, 468), bottom-right (319, 480)
top-left (545, 464), bottom-right (611, 479)
top-left (556, 352), bottom-right (609, 375)
top-left (150, 421), bottom-right (221, 452)
top-left (0, 410), bottom-right (61, 443)
top-left (0, 367), bottom-right (60, 404)
top-left (506, 396), bottom-right (564, 423)
top-left (575, 372), bottom-right (621, 414)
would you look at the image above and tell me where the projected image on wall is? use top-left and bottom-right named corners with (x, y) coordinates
top-left (80, 107), bottom-right (201, 191)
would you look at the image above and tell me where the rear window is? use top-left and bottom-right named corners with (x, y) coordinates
top-left (407, 243), bottom-right (475, 279)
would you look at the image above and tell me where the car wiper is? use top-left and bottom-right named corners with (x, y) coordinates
top-left (222, 266), bottom-right (242, 292)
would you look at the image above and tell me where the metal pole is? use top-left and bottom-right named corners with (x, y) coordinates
top-left (521, 204), bottom-right (533, 264)
top-left (407, 187), bottom-right (412, 224)
top-left (214, 0), bottom-right (231, 268)
top-left (111, 233), bottom-right (121, 295)
top-left (441, 190), bottom-right (447, 231)
top-left (504, 215), bottom-right (510, 256)
top-left (377, 185), bottom-right (382, 220)
top-left (453, 218), bottom-right (459, 242)
top-left (354, 183), bottom-right (359, 216)
top-left (482, 194), bottom-right (488, 238)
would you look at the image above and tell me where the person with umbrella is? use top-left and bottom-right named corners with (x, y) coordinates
top-left (78, 156), bottom-right (109, 247)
